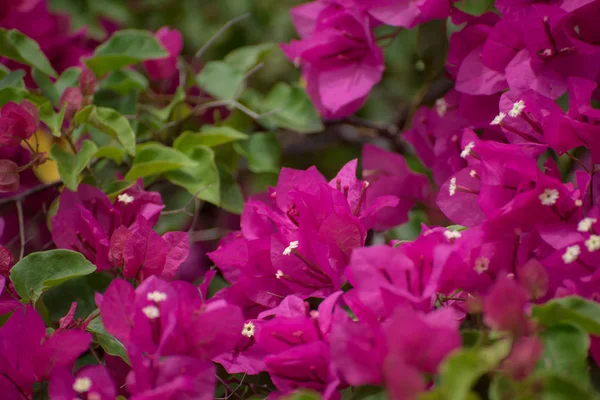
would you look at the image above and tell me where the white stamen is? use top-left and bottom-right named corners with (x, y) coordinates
top-left (146, 291), bottom-right (168, 303)
top-left (586, 235), bottom-right (600, 252)
top-left (491, 112), bottom-right (506, 125)
top-left (73, 377), bottom-right (92, 393)
top-left (449, 177), bottom-right (457, 196)
top-left (282, 241), bottom-right (299, 256)
top-left (444, 230), bottom-right (461, 240)
top-left (142, 305), bottom-right (160, 319)
top-left (117, 193), bottom-right (134, 204)
top-left (435, 98), bottom-right (448, 117)
top-left (539, 188), bottom-right (559, 206)
top-left (474, 257), bottom-right (490, 274)
top-left (275, 270), bottom-right (284, 279)
top-left (577, 217), bottom-right (597, 232)
top-left (469, 169), bottom-right (477, 178)
top-left (541, 48), bottom-right (553, 57)
top-left (460, 141), bottom-right (475, 159)
top-left (242, 321), bottom-right (256, 337)
top-left (575, 199), bottom-right (583, 207)
top-left (310, 310), bottom-right (319, 318)
top-left (562, 245), bottom-right (581, 264)
top-left (508, 100), bottom-right (526, 117)
top-left (415, 59), bottom-right (425, 71)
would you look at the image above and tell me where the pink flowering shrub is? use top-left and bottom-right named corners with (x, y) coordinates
top-left (1, 0), bottom-right (600, 399)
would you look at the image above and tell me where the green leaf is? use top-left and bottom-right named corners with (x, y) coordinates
top-left (0, 69), bottom-right (25, 89)
top-left (532, 296), bottom-right (600, 335)
top-left (283, 390), bottom-right (322, 400)
top-left (0, 87), bottom-right (27, 107)
top-left (345, 386), bottom-right (388, 400)
top-left (74, 105), bottom-right (136, 156)
top-left (165, 146), bottom-right (220, 207)
top-left (0, 29), bottom-right (57, 77)
top-left (257, 83), bottom-right (323, 134)
top-left (100, 69), bottom-right (149, 94)
top-left (174, 126), bottom-right (248, 150)
top-left (432, 339), bottom-right (512, 400)
top-left (32, 68), bottom-right (60, 106)
top-left (224, 43), bottom-right (276, 73)
top-left (233, 132), bottom-right (281, 173)
top-left (537, 324), bottom-right (590, 389)
top-left (85, 29), bottom-right (168, 76)
top-left (453, 0), bottom-right (495, 16)
top-left (417, 20), bottom-right (448, 80)
top-left (124, 143), bottom-right (197, 181)
top-left (10, 250), bottom-right (96, 304)
top-left (150, 86), bottom-right (186, 121)
top-left (50, 140), bottom-right (98, 190)
top-left (196, 61), bottom-right (245, 100)
top-left (87, 318), bottom-right (130, 365)
top-left (94, 146), bottom-right (126, 164)
top-left (55, 67), bottom-right (81, 96)
top-left (218, 167), bottom-right (244, 214)
top-left (537, 373), bottom-right (599, 400)
top-left (38, 102), bottom-right (66, 137)
top-left (446, 225), bottom-right (467, 232)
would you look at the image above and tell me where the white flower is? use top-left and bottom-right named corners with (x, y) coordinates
top-left (444, 230), bottom-right (462, 240)
top-left (117, 193), bottom-right (134, 204)
top-left (73, 377), bottom-right (92, 393)
top-left (586, 235), bottom-right (600, 252)
top-left (275, 270), bottom-right (284, 279)
top-left (242, 321), bottom-right (256, 337)
top-left (435, 98), bottom-right (448, 117)
top-left (147, 291), bottom-right (168, 303)
top-left (539, 188), bottom-right (559, 206)
top-left (460, 141), bottom-right (475, 159)
top-left (469, 169), bottom-right (477, 178)
top-left (562, 245), bottom-right (581, 264)
top-left (449, 177), bottom-right (457, 196)
top-left (508, 100), bottom-right (526, 117)
top-left (142, 305), bottom-right (160, 319)
top-left (491, 112), bottom-right (506, 125)
top-left (474, 257), bottom-right (490, 274)
top-left (577, 217), bottom-right (597, 232)
top-left (282, 240), bottom-right (299, 256)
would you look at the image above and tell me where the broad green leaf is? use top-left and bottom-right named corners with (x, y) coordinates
top-left (532, 296), bottom-right (600, 335)
top-left (0, 70), bottom-right (25, 89)
top-left (32, 68), bottom-right (60, 106)
top-left (38, 102), bottom-right (66, 137)
top-left (124, 143), bottom-right (197, 181)
top-left (345, 386), bottom-right (388, 400)
top-left (85, 29), bottom-right (168, 76)
top-left (0, 87), bottom-right (27, 106)
top-left (196, 61), bottom-right (245, 100)
top-left (0, 64), bottom-right (9, 78)
top-left (537, 373), bottom-right (599, 400)
top-left (55, 67), bottom-right (81, 96)
top-left (257, 83), bottom-right (323, 134)
top-left (0, 29), bottom-right (57, 77)
top-left (74, 105), bottom-right (136, 156)
top-left (224, 43), bottom-right (276, 73)
top-left (537, 324), bottom-right (590, 389)
top-left (151, 86), bottom-right (186, 121)
top-left (10, 250), bottom-right (96, 303)
top-left (87, 318), bottom-right (130, 365)
top-left (50, 139), bottom-right (98, 190)
top-left (165, 146), bottom-right (220, 207)
top-left (94, 146), bottom-right (126, 164)
top-left (283, 390), bottom-right (321, 400)
top-left (233, 132), bottom-right (281, 173)
top-left (100, 69), bottom-right (149, 94)
top-left (219, 167), bottom-right (244, 214)
top-left (417, 20), bottom-right (448, 80)
top-left (174, 126), bottom-right (248, 150)
top-left (453, 0), bottom-right (495, 16)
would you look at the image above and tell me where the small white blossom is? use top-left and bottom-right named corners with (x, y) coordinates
top-left (73, 377), bottom-right (92, 393)
top-left (275, 270), bottom-right (284, 279)
top-left (562, 245), bottom-right (581, 264)
top-left (460, 141), bottom-right (475, 159)
top-left (586, 235), bottom-right (600, 252)
top-left (147, 291), bottom-right (168, 303)
top-left (282, 241), bottom-right (299, 256)
top-left (491, 112), bottom-right (506, 125)
top-left (449, 177), bottom-right (457, 196)
top-left (474, 257), bottom-right (490, 274)
top-left (242, 321), bottom-right (256, 337)
top-left (539, 188), bottom-right (559, 206)
top-left (508, 100), bottom-right (526, 117)
top-left (444, 230), bottom-right (462, 240)
top-left (469, 169), bottom-right (477, 178)
top-left (117, 193), bottom-right (134, 204)
top-left (142, 305), bottom-right (160, 319)
top-left (577, 217), bottom-right (597, 232)
top-left (435, 98), bottom-right (448, 117)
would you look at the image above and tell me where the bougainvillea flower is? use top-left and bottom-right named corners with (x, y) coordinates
top-left (0, 159), bottom-right (20, 193)
top-left (0, 101), bottom-right (39, 146)
top-left (143, 26), bottom-right (183, 81)
top-left (352, 0), bottom-right (454, 28)
top-left (483, 275), bottom-right (531, 336)
top-left (50, 365), bottom-right (116, 400)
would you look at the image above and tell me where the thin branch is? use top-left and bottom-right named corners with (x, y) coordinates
top-left (16, 200), bottom-right (25, 260)
top-left (216, 373), bottom-right (247, 400)
top-left (233, 62), bottom-right (264, 99)
top-left (195, 13), bottom-right (251, 60)
top-left (0, 182), bottom-right (60, 206)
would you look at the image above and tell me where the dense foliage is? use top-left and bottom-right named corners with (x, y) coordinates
top-left (1, 0), bottom-right (600, 399)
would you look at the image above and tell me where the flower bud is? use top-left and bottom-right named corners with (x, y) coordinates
top-left (502, 336), bottom-right (544, 380)
top-left (0, 159), bottom-right (20, 193)
top-left (60, 87), bottom-right (84, 120)
top-left (78, 68), bottom-right (97, 97)
top-left (0, 245), bottom-right (13, 277)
